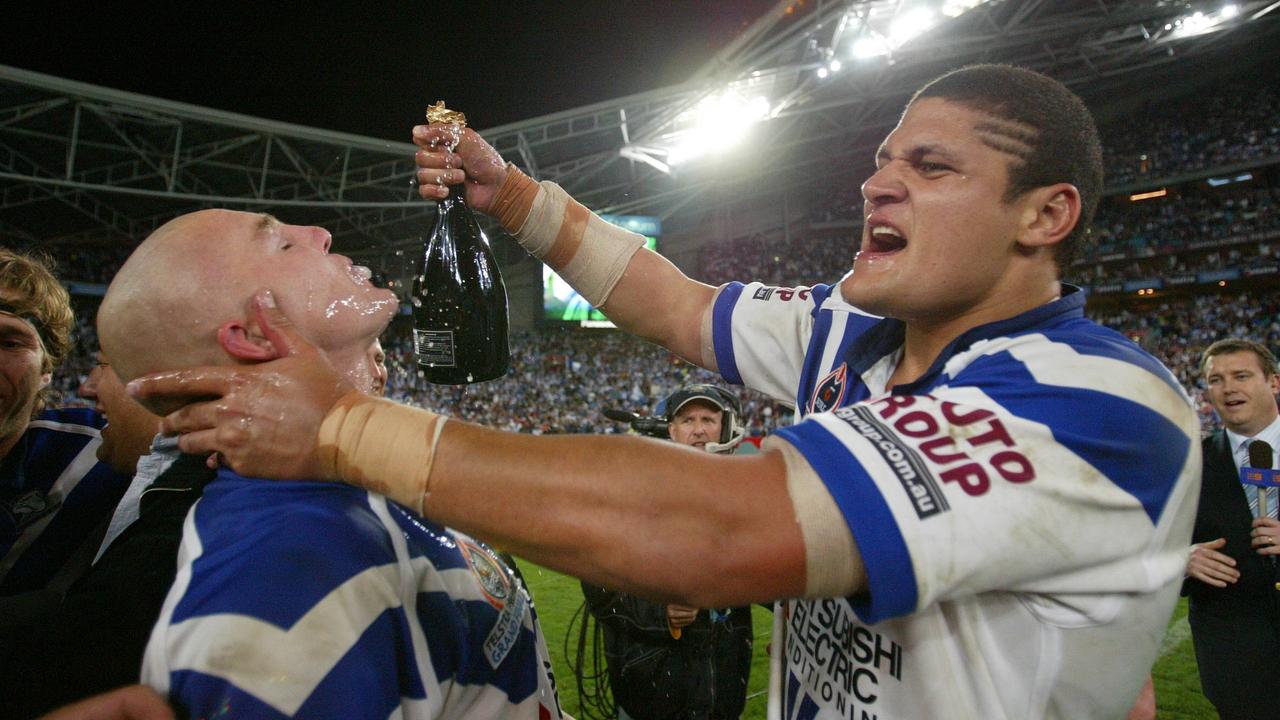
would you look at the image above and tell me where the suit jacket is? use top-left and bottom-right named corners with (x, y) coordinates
top-left (1187, 430), bottom-right (1280, 718)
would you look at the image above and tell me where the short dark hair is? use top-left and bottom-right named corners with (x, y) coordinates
top-left (1201, 338), bottom-right (1278, 377)
top-left (911, 64), bottom-right (1104, 269)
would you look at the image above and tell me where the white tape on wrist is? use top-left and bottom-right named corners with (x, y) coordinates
top-left (765, 436), bottom-right (862, 598)
top-left (508, 179), bottom-right (645, 308)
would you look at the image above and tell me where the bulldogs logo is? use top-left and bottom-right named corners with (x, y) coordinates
top-left (809, 364), bottom-right (849, 414)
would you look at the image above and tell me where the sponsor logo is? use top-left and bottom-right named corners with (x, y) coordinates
top-left (810, 364), bottom-right (850, 414)
top-left (851, 395), bottom-right (1038, 502)
top-left (751, 286), bottom-right (812, 302)
top-left (834, 405), bottom-right (948, 519)
top-left (783, 598), bottom-right (903, 718)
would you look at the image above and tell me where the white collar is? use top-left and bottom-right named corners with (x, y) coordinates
top-left (1225, 413), bottom-right (1280, 465)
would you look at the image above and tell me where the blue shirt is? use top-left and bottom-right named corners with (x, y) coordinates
top-left (143, 471), bottom-right (561, 720)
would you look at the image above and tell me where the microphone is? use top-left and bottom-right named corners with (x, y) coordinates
top-left (1248, 440), bottom-right (1277, 575)
top-left (602, 408), bottom-right (669, 439)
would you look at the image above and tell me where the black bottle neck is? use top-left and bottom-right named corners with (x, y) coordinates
top-left (441, 185), bottom-right (469, 207)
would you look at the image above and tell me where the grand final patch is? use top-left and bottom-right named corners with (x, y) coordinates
top-left (459, 538), bottom-right (512, 609)
top-left (459, 538), bottom-right (528, 668)
top-left (809, 364), bottom-right (849, 414)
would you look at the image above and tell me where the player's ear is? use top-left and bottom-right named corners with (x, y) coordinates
top-left (217, 320), bottom-right (283, 362)
top-left (1017, 183), bottom-right (1081, 251)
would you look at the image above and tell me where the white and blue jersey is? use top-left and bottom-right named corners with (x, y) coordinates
top-left (142, 472), bottom-right (561, 720)
top-left (0, 407), bottom-right (129, 594)
top-left (713, 282), bottom-right (1200, 719)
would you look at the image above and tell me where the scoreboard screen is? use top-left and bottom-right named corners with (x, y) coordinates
top-left (542, 214), bottom-right (660, 327)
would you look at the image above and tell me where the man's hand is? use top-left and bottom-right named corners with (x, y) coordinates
top-left (127, 290), bottom-right (354, 480)
top-left (1251, 517), bottom-right (1280, 556)
top-left (38, 685), bottom-right (174, 720)
top-left (666, 603), bottom-right (699, 630)
top-left (412, 125), bottom-right (508, 212)
top-left (1186, 537), bottom-right (1239, 587)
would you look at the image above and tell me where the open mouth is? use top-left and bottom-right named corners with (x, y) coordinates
top-left (865, 224), bottom-right (907, 254)
top-left (347, 264), bottom-right (373, 286)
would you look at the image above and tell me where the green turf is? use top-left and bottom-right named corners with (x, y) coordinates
top-left (521, 563), bottom-right (1219, 719)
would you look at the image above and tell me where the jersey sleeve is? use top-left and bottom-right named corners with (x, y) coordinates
top-left (711, 281), bottom-right (829, 403)
top-left (771, 331), bottom-right (1202, 624)
top-left (143, 483), bottom-right (419, 720)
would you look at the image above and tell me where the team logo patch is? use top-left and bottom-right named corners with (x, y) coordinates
top-left (752, 286), bottom-right (775, 301)
top-left (809, 364), bottom-right (849, 414)
top-left (459, 538), bottom-right (511, 609)
top-left (5, 490), bottom-right (61, 532)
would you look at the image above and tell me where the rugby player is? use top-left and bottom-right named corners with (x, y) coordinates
top-left (131, 65), bottom-right (1200, 717)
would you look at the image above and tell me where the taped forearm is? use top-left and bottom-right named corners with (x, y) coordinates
top-left (316, 391), bottom-right (447, 514)
top-left (490, 165), bottom-right (645, 307)
top-left (766, 437), bottom-right (863, 598)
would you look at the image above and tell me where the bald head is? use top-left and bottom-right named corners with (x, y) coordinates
top-left (100, 209), bottom-right (397, 411)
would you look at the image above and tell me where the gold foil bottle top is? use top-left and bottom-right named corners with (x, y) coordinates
top-left (426, 101), bottom-right (467, 127)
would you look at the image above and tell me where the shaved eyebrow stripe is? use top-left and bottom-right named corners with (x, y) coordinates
top-left (973, 118), bottom-right (1037, 163)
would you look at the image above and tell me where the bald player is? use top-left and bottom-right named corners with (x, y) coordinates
top-left (101, 211), bottom-right (560, 719)
top-left (133, 65), bottom-right (1200, 717)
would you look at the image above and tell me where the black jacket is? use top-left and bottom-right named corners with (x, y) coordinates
top-left (1186, 431), bottom-right (1280, 719)
top-left (0, 453), bottom-right (214, 719)
top-left (582, 583), bottom-right (753, 720)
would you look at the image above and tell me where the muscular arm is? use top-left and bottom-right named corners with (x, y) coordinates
top-left (132, 293), bottom-right (863, 608)
top-left (598, 250), bottom-right (716, 368)
top-left (428, 421), bottom-right (801, 607)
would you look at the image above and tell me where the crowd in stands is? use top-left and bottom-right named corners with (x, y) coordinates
top-left (1102, 78), bottom-right (1280, 187)
top-left (52, 284), bottom-right (1278, 439)
top-left (34, 69), bottom-right (1280, 441)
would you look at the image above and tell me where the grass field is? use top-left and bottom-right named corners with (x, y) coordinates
top-left (519, 562), bottom-right (1220, 719)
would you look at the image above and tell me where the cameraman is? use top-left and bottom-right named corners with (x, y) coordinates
top-left (583, 385), bottom-right (754, 720)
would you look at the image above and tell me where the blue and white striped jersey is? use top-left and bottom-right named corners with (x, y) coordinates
top-left (0, 407), bottom-right (129, 594)
top-left (713, 282), bottom-right (1200, 719)
top-left (142, 472), bottom-right (561, 720)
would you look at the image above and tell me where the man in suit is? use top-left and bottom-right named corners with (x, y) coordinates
top-left (1187, 338), bottom-right (1280, 720)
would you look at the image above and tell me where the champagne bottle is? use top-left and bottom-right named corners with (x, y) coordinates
top-left (412, 102), bottom-right (510, 384)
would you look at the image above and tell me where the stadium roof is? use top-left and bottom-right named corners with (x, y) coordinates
top-left (2, 0), bottom-right (1278, 269)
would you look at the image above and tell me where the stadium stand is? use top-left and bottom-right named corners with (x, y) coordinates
top-left (39, 69), bottom-right (1280, 441)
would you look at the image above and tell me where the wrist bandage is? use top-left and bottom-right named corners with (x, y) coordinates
top-left (766, 436), bottom-right (861, 598)
top-left (317, 391), bottom-right (447, 514)
top-left (491, 165), bottom-right (645, 308)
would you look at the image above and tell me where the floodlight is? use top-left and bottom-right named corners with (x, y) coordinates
top-left (829, 59), bottom-right (843, 72)
top-left (817, 66), bottom-right (830, 79)
top-left (1221, 4), bottom-right (1239, 18)
top-left (664, 89), bottom-right (772, 167)
top-left (853, 36), bottom-right (891, 58)
top-left (890, 7), bottom-right (936, 45)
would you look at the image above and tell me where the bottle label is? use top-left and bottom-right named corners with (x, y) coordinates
top-left (414, 329), bottom-right (456, 367)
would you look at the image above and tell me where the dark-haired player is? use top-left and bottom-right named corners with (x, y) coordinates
top-left (133, 65), bottom-right (1200, 717)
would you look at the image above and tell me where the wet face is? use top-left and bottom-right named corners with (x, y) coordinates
top-left (1204, 351), bottom-right (1280, 437)
top-left (154, 211), bottom-right (399, 380)
top-left (222, 212), bottom-right (397, 354)
top-left (367, 339), bottom-right (388, 397)
top-left (842, 98), bottom-right (1033, 323)
top-left (0, 297), bottom-right (49, 451)
top-left (78, 352), bottom-right (160, 474)
top-left (668, 400), bottom-right (723, 449)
